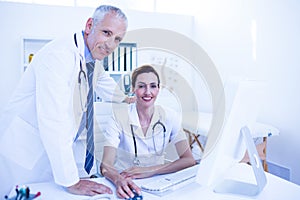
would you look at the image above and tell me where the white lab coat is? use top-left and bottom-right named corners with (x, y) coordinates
top-left (103, 104), bottom-right (187, 171)
top-left (0, 32), bottom-right (125, 196)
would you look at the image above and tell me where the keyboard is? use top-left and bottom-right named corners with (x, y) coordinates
top-left (141, 164), bottom-right (199, 195)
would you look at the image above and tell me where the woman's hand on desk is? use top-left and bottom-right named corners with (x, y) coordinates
top-left (121, 166), bottom-right (156, 179)
top-left (66, 180), bottom-right (113, 196)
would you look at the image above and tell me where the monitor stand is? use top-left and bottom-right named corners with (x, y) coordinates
top-left (214, 126), bottom-right (267, 196)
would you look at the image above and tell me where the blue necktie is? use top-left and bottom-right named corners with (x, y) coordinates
top-left (84, 62), bottom-right (95, 174)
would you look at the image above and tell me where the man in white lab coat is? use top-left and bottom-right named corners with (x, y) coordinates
top-left (0, 5), bottom-right (132, 197)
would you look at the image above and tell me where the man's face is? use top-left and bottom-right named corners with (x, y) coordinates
top-left (85, 12), bottom-right (127, 60)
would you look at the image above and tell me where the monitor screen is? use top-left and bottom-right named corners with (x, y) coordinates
top-left (196, 80), bottom-right (267, 193)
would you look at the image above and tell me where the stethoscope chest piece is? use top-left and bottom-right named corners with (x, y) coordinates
top-left (133, 156), bottom-right (140, 166)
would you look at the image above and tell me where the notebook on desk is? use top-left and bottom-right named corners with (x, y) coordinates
top-left (141, 164), bottom-right (199, 196)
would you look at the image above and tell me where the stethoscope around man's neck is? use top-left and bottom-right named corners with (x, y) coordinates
top-left (74, 33), bottom-right (88, 112)
top-left (130, 119), bottom-right (166, 166)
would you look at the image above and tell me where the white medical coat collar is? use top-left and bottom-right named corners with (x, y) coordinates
top-left (129, 104), bottom-right (164, 134)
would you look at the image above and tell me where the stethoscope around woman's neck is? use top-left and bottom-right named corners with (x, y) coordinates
top-left (130, 118), bottom-right (166, 166)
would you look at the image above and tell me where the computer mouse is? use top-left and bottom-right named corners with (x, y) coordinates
top-left (126, 190), bottom-right (143, 200)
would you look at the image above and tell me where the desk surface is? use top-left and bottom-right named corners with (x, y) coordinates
top-left (9, 163), bottom-right (300, 200)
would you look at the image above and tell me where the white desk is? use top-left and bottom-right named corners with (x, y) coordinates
top-left (9, 163), bottom-right (300, 200)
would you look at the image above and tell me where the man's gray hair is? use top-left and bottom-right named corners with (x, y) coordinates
top-left (92, 5), bottom-right (128, 27)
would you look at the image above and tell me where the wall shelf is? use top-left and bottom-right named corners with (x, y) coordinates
top-left (21, 37), bottom-right (52, 72)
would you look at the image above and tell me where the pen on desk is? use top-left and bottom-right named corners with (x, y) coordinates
top-left (18, 186), bottom-right (26, 200)
top-left (15, 185), bottom-right (19, 200)
top-left (25, 187), bottom-right (30, 198)
top-left (33, 192), bottom-right (41, 199)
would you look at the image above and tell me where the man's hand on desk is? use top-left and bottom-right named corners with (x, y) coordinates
top-left (66, 180), bottom-right (112, 196)
top-left (114, 176), bottom-right (141, 199)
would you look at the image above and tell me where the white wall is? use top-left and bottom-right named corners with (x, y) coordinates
top-left (192, 0), bottom-right (300, 185)
top-left (255, 0), bottom-right (300, 185)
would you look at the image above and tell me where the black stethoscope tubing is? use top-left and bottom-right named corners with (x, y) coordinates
top-left (152, 120), bottom-right (166, 155)
top-left (74, 33), bottom-right (88, 112)
top-left (130, 124), bottom-right (138, 158)
top-left (74, 33), bottom-right (87, 84)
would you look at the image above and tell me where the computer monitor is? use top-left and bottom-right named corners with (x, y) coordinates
top-left (196, 80), bottom-right (267, 196)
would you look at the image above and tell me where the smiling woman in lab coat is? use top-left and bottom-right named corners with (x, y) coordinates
top-left (0, 5), bottom-right (132, 197)
top-left (100, 65), bottom-right (196, 199)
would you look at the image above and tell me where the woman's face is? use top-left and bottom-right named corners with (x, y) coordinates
top-left (133, 72), bottom-right (159, 108)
